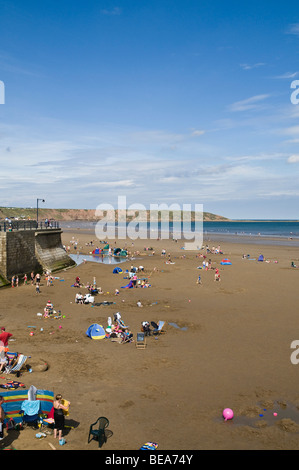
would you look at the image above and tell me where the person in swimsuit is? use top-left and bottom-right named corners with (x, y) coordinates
top-left (53, 394), bottom-right (69, 440)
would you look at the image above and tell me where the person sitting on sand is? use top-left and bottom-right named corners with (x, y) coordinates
top-left (75, 292), bottom-right (84, 304)
top-left (122, 328), bottom-right (134, 343)
top-left (44, 300), bottom-right (54, 317)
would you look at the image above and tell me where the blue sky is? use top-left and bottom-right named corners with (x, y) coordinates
top-left (1, 0), bottom-right (299, 219)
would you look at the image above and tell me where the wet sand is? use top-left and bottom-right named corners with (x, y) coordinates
top-left (1, 229), bottom-right (299, 450)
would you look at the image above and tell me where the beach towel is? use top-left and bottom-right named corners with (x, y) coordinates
top-left (21, 400), bottom-right (41, 416)
top-left (140, 442), bottom-right (158, 450)
top-left (121, 280), bottom-right (134, 289)
top-left (61, 398), bottom-right (70, 416)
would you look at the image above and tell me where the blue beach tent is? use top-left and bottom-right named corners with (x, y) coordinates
top-left (86, 324), bottom-right (106, 340)
top-left (113, 267), bottom-right (123, 274)
top-left (258, 254), bottom-right (264, 262)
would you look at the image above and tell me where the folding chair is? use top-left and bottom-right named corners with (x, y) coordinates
top-left (5, 354), bottom-right (28, 375)
top-left (20, 400), bottom-right (41, 426)
top-left (151, 321), bottom-right (166, 335)
top-left (136, 332), bottom-right (146, 349)
top-left (117, 318), bottom-right (129, 329)
top-left (88, 417), bottom-right (109, 448)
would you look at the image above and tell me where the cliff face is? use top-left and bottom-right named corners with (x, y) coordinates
top-left (0, 207), bottom-right (229, 222)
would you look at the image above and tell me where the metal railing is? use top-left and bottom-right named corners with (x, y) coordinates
top-left (0, 220), bottom-right (60, 232)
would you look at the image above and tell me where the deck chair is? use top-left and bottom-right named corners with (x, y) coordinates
top-left (117, 318), bottom-right (129, 329)
top-left (88, 416), bottom-right (109, 448)
top-left (151, 321), bottom-right (166, 335)
top-left (20, 399), bottom-right (41, 426)
top-left (136, 332), bottom-right (146, 349)
top-left (5, 354), bottom-right (28, 375)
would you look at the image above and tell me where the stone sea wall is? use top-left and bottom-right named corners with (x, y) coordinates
top-left (0, 228), bottom-right (75, 287)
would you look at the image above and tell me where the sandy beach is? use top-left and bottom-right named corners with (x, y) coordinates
top-left (1, 228), bottom-right (299, 451)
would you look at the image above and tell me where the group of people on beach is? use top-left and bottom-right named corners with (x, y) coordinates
top-left (10, 270), bottom-right (54, 294)
top-left (0, 320), bottom-right (69, 441)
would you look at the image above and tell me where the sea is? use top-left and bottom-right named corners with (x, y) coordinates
top-left (60, 220), bottom-right (299, 247)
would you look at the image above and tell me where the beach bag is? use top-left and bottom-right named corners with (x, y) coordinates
top-left (6, 418), bottom-right (15, 431)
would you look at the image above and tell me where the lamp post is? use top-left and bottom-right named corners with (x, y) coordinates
top-left (37, 198), bottom-right (45, 226)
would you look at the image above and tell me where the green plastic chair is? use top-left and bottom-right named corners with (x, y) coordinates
top-left (88, 417), bottom-right (109, 447)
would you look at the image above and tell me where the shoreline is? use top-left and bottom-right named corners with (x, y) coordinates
top-left (60, 226), bottom-right (299, 247)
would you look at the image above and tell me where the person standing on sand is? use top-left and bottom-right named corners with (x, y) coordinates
top-left (53, 394), bottom-right (69, 440)
top-left (30, 272), bottom-right (34, 285)
top-left (0, 327), bottom-right (12, 352)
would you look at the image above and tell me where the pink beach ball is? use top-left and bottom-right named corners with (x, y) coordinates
top-left (223, 408), bottom-right (234, 421)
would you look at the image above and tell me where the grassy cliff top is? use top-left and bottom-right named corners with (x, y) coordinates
top-left (0, 207), bottom-right (229, 222)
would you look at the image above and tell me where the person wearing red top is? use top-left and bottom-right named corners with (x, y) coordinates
top-left (0, 327), bottom-right (12, 351)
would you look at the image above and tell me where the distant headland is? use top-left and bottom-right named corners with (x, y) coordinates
top-left (0, 207), bottom-right (229, 222)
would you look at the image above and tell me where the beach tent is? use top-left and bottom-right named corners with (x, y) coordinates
top-left (119, 250), bottom-right (128, 257)
top-left (114, 248), bottom-right (121, 255)
top-left (92, 248), bottom-right (102, 255)
top-left (86, 323), bottom-right (106, 340)
top-left (113, 267), bottom-right (123, 274)
top-left (258, 254), bottom-right (264, 262)
top-left (220, 259), bottom-right (232, 265)
top-left (104, 244), bottom-right (109, 249)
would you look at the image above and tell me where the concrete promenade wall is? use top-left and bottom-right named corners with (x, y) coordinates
top-left (0, 228), bottom-right (75, 287)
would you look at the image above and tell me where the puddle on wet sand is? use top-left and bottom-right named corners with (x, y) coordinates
top-left (169, 322), bottom-right (188, 331)
top-left (217, 401), bottom-right (299, 432)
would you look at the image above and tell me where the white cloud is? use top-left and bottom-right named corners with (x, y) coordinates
top-left (191, 130), bottom-right (206, 137)
top-left (287, 154), bottom-right (299, 163)
top-left (240, 63), bottom-right (265, 70)
top-left (273, 72), bottom-right (298, 79)
top-left (228, 94), bottom-right (270, 112)
top-left (100, 7), bottom-right (122, 15)
top-left (286, 23), bottom-right (299, 36)
top-left (89, 180), bottom-right (135, 187)
top-left (282, 125), bottom-right (299, 136)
